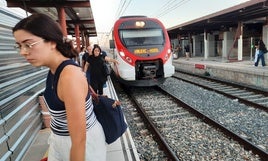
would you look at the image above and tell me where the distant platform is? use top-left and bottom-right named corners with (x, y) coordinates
top-left (172, 57), bottom-right (268, 90)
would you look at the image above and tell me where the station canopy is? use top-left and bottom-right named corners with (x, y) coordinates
top-left (7, 0), bottom-right (97, 37)
top-left (168, 0), bottom-right (268, 38)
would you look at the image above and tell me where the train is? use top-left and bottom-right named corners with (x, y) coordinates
top-left (109, 16), bottom-right (175, 86)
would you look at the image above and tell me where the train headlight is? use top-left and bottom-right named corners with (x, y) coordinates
top-left (165, 49), bottom-right (172, 61)
top-left (119, 51), bottom-right (125, 57)
top-left (135, 21), bottom-right (145, 28)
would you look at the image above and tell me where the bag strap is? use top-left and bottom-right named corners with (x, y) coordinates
top-left (89, 85), bottom-right (121, 107)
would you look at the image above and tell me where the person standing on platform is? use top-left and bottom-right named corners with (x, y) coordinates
top-left (84, 44), bottom-right (118, 95)
top-left (82, 45), bottom-right (93, 84)
top-left (13, 13), bottom-right (106, 161)
top-left (100, 49), bottom-right (109, 88)
top-left (254, 47), bottom-right (259, 64)
top-left (254, 40), bottom-right (266, 67)
top-left (82, 45), bottom-right (93, 69)
top-left (184, 44), bottom-right (190, 60)
top-left (173, 45), bottom-right (180, 59)
top-left (78, 46), bottom-right (86, 67)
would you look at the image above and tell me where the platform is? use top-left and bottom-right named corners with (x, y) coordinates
top-left (172, 56), bottom-right (268, 90)
top-left (22, 77), bottom-right (140, 161)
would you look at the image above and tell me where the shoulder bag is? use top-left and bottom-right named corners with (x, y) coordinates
top-left (89, 85), bottom-right (128, 144)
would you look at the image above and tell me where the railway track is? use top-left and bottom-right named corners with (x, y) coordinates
top-left (173, 71), bottom-right (268, 111)
top-left (114, 84), bottom-right (169, 160)
top-left (115, 80), bottom-right (267, 160)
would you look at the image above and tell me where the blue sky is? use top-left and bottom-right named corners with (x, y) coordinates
top-left (91, 0), bottom-right (250, 33)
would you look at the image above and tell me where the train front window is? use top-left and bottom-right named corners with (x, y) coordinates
top-left (119, 29), bottom-right (164, 47)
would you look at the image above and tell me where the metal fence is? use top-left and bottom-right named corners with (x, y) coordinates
top-left (0, 7), bottom-right (47, 161)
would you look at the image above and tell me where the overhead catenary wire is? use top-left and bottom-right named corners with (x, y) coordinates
top-left (107, 0), bottom-right (126, 37)
top-left (151, 0), bottom-right (177, 17)
top-left (115, 0), bottom-right (126, 19)
top-left (108, 0), bottom-right (132, 36)
top-left (154, 0), bottom-right (192, 18)
top-left (108, 0), bottom-right (190, 39)
top-left (119, 0), bottom-right (132, 17)
top-left (115, 0), bottom-right (132, 19)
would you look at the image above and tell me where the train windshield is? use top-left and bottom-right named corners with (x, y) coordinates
top-left (119, 29), bottom-right (164, 47)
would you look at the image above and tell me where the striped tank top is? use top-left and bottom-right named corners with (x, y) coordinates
top-left (43, 60), bottom-right (97, 136)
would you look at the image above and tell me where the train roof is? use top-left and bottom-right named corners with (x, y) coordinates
top-left (119, 15), bottom-right (148, 19)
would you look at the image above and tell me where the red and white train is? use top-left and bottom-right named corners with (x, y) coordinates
top-left (110, 16), bottom-right (174, 86)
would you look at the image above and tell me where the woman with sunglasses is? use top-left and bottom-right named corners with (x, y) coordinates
top-left (13, 13), bottom-right (106, 161)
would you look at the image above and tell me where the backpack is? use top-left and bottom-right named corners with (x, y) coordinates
top-left (263, 49), bottom-right (267, 54)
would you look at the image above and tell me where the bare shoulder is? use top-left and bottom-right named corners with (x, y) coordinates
top-left (60, 65), bottom-right (87, 84)
top-left (56, 64), bottom-right (87, 100)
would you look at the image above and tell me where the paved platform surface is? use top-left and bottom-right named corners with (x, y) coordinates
top-left (172, 56), bottom-right (268, 90)
top-left (173, 56), bottom-right (267, 70)
top-left (22, 128), bottom-right (50, 161)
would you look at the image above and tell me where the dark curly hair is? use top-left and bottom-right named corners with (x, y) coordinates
top-left (92, 44), bottom-right (102, 55)
top-left (13, 13), bottom-right (78, 58)
top-left (255, 39), bottom-right (267, 52)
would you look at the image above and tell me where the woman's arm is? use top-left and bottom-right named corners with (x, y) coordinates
top-left (58, 65), bottom-right (88, 161)
top-left (105, 56), bottom-right (119, 64)
top-left (84, 62), bottom-right (89, 72)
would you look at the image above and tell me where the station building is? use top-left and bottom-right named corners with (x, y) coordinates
top-left (168, 0), bottom-right (268, 62)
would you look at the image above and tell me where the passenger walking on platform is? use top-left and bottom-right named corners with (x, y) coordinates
top-left (84, 44), bottom-right (118, 95)
top-left (173, 45), bottom-right (180, 59)
top-left (13, 13), bottom-right (106, 161)
top-left (254, 40), bottom-right (266, 67)
top-left (254, 48), bottom-right (259, 64)
top-left (100, 50), bottom-right (108, 88)
top-left (184, 44), bottom-right (190, 60)
top-left (82, 45), bottom-right (93, 70)
top-left (83, 45), bottom-right (93, 84)
top-left (73, 47), bottom-right (80, 65)
top-left (78, 46), bottom-right (86, 67)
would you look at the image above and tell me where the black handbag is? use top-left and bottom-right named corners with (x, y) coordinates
top-left (89, 85), bottom-right (128, 144)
